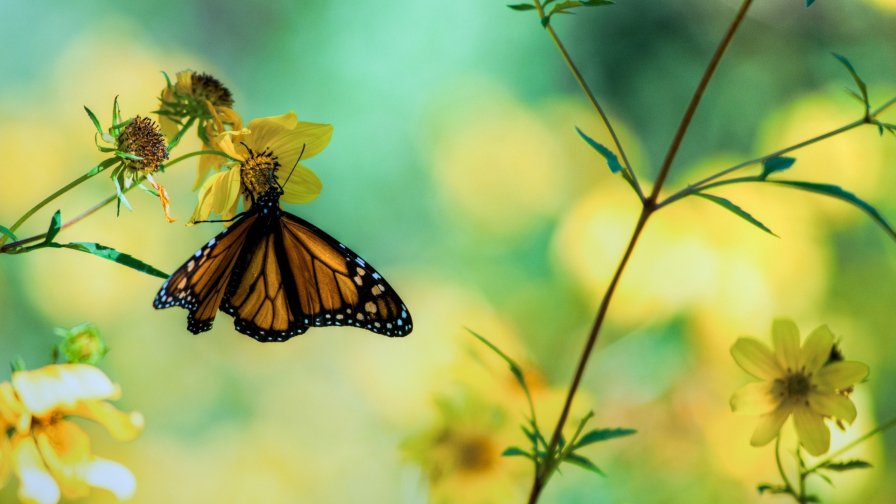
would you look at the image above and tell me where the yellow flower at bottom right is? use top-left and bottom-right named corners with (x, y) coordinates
top-left (729, 319), bottom-right (869, 456)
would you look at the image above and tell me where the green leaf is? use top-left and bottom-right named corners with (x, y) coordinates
top-left (832, 53), bottom-right (869, 110)
top-left (757, 483), bottom-right (790, 495)
top-left (761, 156), bottom-right (796, 179)
top-left (563, 453), bottom-right (605, 477)
top-left (0, 225), bottom-right (16, 241)
top-left (576, 126), bottom-right (623, 174)
top-left (45, 241), bottom-right (169, 279)
top-left (508, 3), bottom-right (536, 10)
top-left (541, 15), bottom-right (551, 27)
top-left (767, 180), bottom-right (896, 241)
top-left (502, 446), bottom-right (534, 459)
top-left (83, 106), bottom-right (104, 135)
top-left (574, 427), bottom-right (637, 449)
top-left (695, 193), bottom-right (778, 237)
top-left (818, 459), bottom-right (873, 472)
top-left (582, 0), bottom-right (614, 6)
top-left (467, 329), bottom-right (530, 397)
top-left (45, 211), bottom-right (62, 243)
top-left (806, 0), bottom-right (815, 5)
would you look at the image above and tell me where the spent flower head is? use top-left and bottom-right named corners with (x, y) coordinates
top-left (156, 70), bottom-right (243, 189)
top-left (0, 364), bottom-right (143, 504)
top-left (52, 323), bottom-right (108, 366)
top-left (86, 98), bottom-right (174, 222)
top-left (730, 319), bottom-right (869, 456)
top-left (190, 111), bottom-right (333, 223)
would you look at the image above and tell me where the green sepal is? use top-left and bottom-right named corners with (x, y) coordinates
top-left (760, 156), bottom-right (796, 179)
top-left (832, 53), bottom-right (869, 112)
top-left (161, 70), bottom-right (173, 89)
top-left (114, 151), bottom-right (144, 161)
top-left (573, 427), bottom-right (637, 449)
top-left (86, 157), bottom-right (120, 177)
top-left (576, 126), bottom-right (623, 173)
top-left (695, 193), bottom-right (777, 237)
top-left (84, 106), bottom-right (104, 135)
top-left (767, 180), bottom-right (896, 241)
top-left (563, 453), bottom-right (606, 477)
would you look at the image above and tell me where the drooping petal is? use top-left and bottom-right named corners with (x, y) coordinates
top-left (808, 391), bottom-right (857, 423)
top-left (216, 129), bottom-right (251, 162)
top-left (801, 325), bottom-right (834, 373)
top-left (750, 403), bottom-right (792, 447)
top-left (69, 401), bottom-right (144, 441)
top-left (730, 381), bottom-right (780, 415)
top-left (280, 164), bottom-right (323, 204)
top-left (13, 436), bottom-right (61, 504)
top-left (772, 319), bottom-right (801, 371)
top-left (731, 338), bottom-right (782, 380)
top-left (12, 365), bottom-right (120, 417)
top-left (83, 458), bottom-right (136, 500)
top-left (0, 381), bottom-right (26, 427)
top-left (815, 361), bottom-right (869, 390)
top-left (793, 406), bottom-right (830, 456)
top-left (35, 421), bottom-right (91, 499)
top-left (190, 167), bottom-right (242, 223)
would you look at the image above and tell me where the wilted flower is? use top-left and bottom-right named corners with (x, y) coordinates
top-left (730, 319), bottom-right (869, 456)
top-left (156, 70), bottom-right (243, 189)
top-left (190, 112), bottom-right (332, 223)
top-left (0, 364), bottom-right (143, 504)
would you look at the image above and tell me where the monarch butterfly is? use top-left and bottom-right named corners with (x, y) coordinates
top-left (153, 184), bottom-right (412, 342)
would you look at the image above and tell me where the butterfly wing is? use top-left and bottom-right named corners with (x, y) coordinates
top-left (153, 213), bottom-right (258, 334)
top-left (219, 211), bottom-right (413, 342)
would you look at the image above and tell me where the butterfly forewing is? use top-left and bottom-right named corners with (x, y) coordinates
top-left (153, 214), bottom-right (258, 333)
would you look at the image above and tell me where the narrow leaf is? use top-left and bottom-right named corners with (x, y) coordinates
top-left (0, 225), bottom-right (16, 241)
top-left (574, 427), bottom-right (637, 449)
top-left (832, 53), bottom-right (869, 109)
top-left (467, 329), bottom-right (530, 396)
top-left (45, 211), bottom-right (62, 243)
top-left (502, 446), bottom-right (534, 459)
top-left (507, 3), bottom-right (536, 10)
top-left (563, 453), bottom-right (606, 477)
top-left (583, 0), bottom-right (613, 6)
top-left (757, 483), bottom-right (790, 495)
top-left (806, 0), bottom-right (815, 5)
top-left (818, 459), bottom-right (873, 472)
top-left (83, 106), bottom-right (104, 135)
top-left (46, 241), bottom-right (169, 278)
top-left (575, 126), bottom-right (623, 173)
top-left (695, 193), bottom-right (778, 237)
top-left (767, 180), bottom-right (896, 241)
top-left (541, 15), bottom-right (551, 27)
top-left (761, 156), bottom-right (796, 179)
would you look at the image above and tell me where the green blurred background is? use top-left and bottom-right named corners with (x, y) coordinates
top-left (1, 0), bottom-right (896, 502)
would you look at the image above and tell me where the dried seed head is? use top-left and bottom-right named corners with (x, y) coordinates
top-left (191, 72), bottom-right (235, 109)
top-left (118, 116), bottom-right (169, 173)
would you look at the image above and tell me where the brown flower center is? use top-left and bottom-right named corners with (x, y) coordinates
top-left (240, 145), bottom-right (281, 199)
top-left (775, 371), bottom-right (812, 401)
top-left (454, 433), bottom-right (496, 473)
top-left (117, 116), bottom-right (169, 173)
top-left (191, 72), bottom-right (234, 109)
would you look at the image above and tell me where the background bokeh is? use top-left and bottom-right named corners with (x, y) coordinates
top-left (1, 0), bottom-right (896, 502)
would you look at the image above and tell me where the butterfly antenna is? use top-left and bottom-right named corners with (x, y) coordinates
top-left (281, 143), bottom-right (306, 189)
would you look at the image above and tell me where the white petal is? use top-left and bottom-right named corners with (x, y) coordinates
top-left (84, 458), bottom-right (136, 500)
top-left (13, 365), bottom-right (119, 416)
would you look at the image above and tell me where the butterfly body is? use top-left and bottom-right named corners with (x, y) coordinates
top-left (154, 187), bottom-right (412, 342)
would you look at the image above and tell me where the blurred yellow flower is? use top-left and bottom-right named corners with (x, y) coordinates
top-left (156, 70), bottom-right (243, 189)
top-left (190, 112), bottom-right (332, 223)
top-left (0, 364), bottom-right (144, 504)
top-left (730, 319), bottom-right (868, 456)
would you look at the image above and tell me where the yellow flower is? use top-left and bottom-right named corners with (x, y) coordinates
top-left (156, 70), bottom-right (243, 189)
top-left (190, 112), bottom-right (333, 223)
top-left (730, 319), bottom-right (869, 456)
top-left (0, 364), bottom-right (144, 504)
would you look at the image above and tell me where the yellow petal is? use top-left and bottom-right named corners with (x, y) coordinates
top-left (290, 121), bottom-right (333, 159)
top-left (13, 436), bottom-right (61, 504)
top-left (36, 421), bottom-right (91, 499)
top-left (750, 404), bottom-right (792, 447)
top-left (12, 365), bottom-right (120, 417)
top-left (730, 381), bottom-right (780, 415)
top-left (280, 164), bottom-right (322, 204)
top-left (174, 70), bottom-right (193, 95)
top-left (793, 406), bottom-right (830, 456)
top-left (772, 319), bottom-right (801, 371)
top-left (83, 458), bottom-right (136, 500)
top-left (190, 167), bottom-right (242, 223)
top-left (70, 401), bottom-right (144, 441)
top-left (216, 129), bottom-right (251, 161)
top-left (815, 361), bottom-right (869, 390)
top-left (215, 106), bottom-right (243, 130)
top-left (801, 325), bottom-right (834, 373)
top-left (730, 338), bottom-right (781, 380)
top-left (808, 391), bottom-right (857, 423)
top-left (0, 381), bottom-right (26, 427)
top-left (0, 433), bottom-right (11, 490)
top-left (246, 112), bottom-right (299, 151)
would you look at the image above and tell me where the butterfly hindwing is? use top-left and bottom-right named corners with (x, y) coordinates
top-left (153, 214), bottom-right (258, 334)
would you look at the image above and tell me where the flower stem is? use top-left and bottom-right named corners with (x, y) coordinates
top-left (775, 435), bottom-right (796, 498)
top-left (163, 149), bottom-right (238, 170)
top-left (532, 0), bottom-right (643, 202)
top-left (526, 2), bottom-right (754, 502)
top-left (0, 195), bottom-right (117, 252)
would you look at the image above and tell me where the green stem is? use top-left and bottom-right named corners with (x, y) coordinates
top-left (1, 195), bottom-right (117, 252)
top-left (163, 149), bottom-right (238, 170)
top-left (806, 415), bottom-right (896, 473)
top-left (775, 435), bottom-right (796, 499)
top-left (532, 0), bottom-right (643, 202)
top-left (166, 116), bottom-right (196, 151)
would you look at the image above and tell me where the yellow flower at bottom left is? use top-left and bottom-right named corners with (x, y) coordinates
top-left (0, 364), bottom-right (144, 504)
